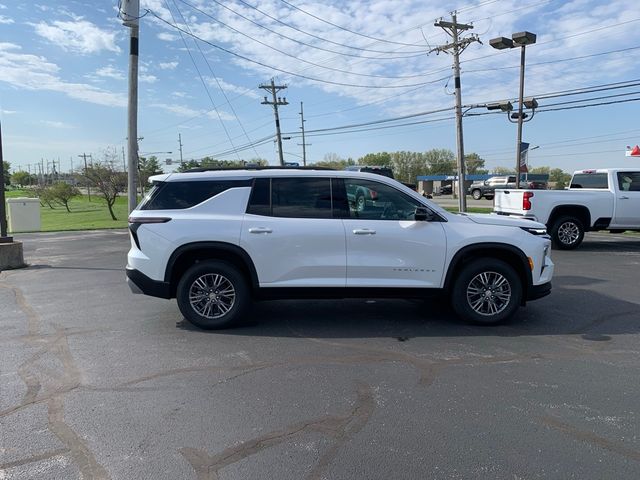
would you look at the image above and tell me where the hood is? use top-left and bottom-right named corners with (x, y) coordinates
top-left (463, 213), bottom-right (546, 229)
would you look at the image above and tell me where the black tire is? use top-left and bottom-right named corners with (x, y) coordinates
top-left (176, 261), bottom-right (250, 329)
top-left (550, 216), bottom-right (584, 250)
top-left (355, 193), bottom-right (366, 212)
top-left (450, 259), bottom-right (522, 325)
top-left (484, 195), bottom-right (494, 200)
top-left (471, 189), bottom-right (482, 200)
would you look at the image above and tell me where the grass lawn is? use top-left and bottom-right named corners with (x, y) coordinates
top-left (5, 189), bottom-right (128, 232)
top-left (444, 206), bottom-right (493, 214)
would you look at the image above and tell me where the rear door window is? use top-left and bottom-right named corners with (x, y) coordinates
top-left (617, 171), bottom-right (640, 191)
top-left (246, 177), bottom-right (334, 219)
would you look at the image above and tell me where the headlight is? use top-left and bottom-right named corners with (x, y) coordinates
top-left (520, 226), bottom-right (547, 236)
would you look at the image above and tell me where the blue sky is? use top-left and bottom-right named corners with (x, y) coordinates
top-left (1, 0), bottom-right (640, 175)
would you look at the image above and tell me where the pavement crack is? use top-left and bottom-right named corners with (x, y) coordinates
top-left (47, 396), bottom-right (111, 479)
top-left (179, 384), bottom-right (375, 480)
top-left (0, 448), bottom-right (70, 471)
top-left (542, 415), bottom-right (640, 462)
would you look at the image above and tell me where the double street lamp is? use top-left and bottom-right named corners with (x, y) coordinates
top-left (489, 31), bottom-right (538, 181)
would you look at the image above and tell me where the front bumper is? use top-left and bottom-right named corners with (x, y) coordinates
top-left (126, 267), bottom-right (172, 299)
top-left (527, 281), bottom-right (552, 301)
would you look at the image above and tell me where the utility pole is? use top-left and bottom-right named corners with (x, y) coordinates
top-left (120, 0), bottom-right (140, 213)
top-left (78, 153), bottom-right (92, 201)
top-left (0, 121), bottom-right (11, 243)
top-left (431, 12), bottom-right (480, 212)
top-left (260, 79), bottom-right (288, 166)
top-left (178, 133), bottom-right (184, 166)
top-left (122, 146), bottom-right (126, 172)
top-left (298, 102), bottom-right (311, 166)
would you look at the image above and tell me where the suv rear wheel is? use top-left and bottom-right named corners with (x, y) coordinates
top-left (176, 261), bottom-right (250, 329)
top-left (451, 259), bottom-right (522, 325)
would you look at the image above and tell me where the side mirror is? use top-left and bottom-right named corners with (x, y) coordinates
top-left (415, 207), bottom-right (433, 221)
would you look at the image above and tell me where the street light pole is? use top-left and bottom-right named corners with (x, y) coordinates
top-left (489, 31), bottom-right (537, 183)
top-left (515, 43), bottom-right (527, 184)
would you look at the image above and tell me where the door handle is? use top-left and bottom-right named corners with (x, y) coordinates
top-left (248, 227), bottom-right (273, 234)
top-left (353, 229), bottom-right (376, 235)
top-left (619, 196), bottom-right (629, 200)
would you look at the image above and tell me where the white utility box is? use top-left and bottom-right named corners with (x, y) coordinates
top-left (7, 197), bottom-right (41, 233)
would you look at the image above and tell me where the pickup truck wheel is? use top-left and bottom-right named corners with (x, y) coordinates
top-left (451, 259), bottom-right (522, 325)
top-left (550, 216), bottom-right (584, 250)
top-left (355, 193), bottom-right (366, 212)
top-left (176, 261), bottom-right (250, 329)
top-left (471, 189), bottom-right (482, 200)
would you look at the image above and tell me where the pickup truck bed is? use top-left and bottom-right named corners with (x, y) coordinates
top-left (494, 168), bottom-right (640, 249)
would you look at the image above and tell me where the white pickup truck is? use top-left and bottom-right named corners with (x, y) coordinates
top-left (493, 168), bottom-right (640, 249)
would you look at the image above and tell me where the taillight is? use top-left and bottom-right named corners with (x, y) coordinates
top-left (523, 192), bottom-right (534, 210)
top-left (369, 190), bottom-right (378, 200)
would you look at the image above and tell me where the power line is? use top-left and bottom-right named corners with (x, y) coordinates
top-left (148, 10), bottom-right (452, 89)
top-left (173, 0), bottom-right (431, 80)
top-left (178, 0), bottom-right (425, 60)
top-left (171, 0), bottom-right (259, 158)
top-left (163, 1), bottom-right (242, 161)
top-left (277, 0), bottom-right (425, 48)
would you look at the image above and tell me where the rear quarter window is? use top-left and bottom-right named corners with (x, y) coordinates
top-left (139, 180), bottom-right (251, 210)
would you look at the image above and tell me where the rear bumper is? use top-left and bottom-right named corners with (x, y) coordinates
top-left (527, 281), bottom-right (552, 301)
top-left (126, 266), bottom-right (172, 299)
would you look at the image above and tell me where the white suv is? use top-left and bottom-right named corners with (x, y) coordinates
top-left (126, 168), bottom-right (554, 329)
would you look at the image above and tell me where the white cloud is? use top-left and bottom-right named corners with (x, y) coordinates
top-left (94, 66), bottom-right (125, 81)
top-left (205, 77), bottom-right (260, 99)
top-left (140, 73), bottom-right (158, 84)
top-left (157, 32), bottom-right (178, 42)
top-left (2, 109), bottom-right (17, 114)
top-left (159, 61), bottom-right (178, 70)
top-left (150, 103), bottom-right (201, 117)
top-left (33, 19), bottom-right (120, 54)
top-left (0, 43), bottom-right (126, 107)
top-left (0, 15), bottom-right (13, 24)
top-left (41, 120), bottom-right (74, 129)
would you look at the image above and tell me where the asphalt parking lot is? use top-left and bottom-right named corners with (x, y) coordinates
top-left (2, 229), bottom-right (640, 479)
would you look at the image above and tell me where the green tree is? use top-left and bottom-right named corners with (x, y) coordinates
top-left (33, 185), bottom-right (56, 209)
top-left (11, 170), bottom-right (32, 187)
top-left (176, 160), bottom-right (201, 172)
top-left (425, 149), bottom-right (456, 174)
top-left (529, 166), bottom-right (550, 175)
top-left (465, 153), bottom-right (487, 174)
top-left (549, 167), bottom-right (571, 189)
top-left (50, 182), bottom-right (81, 213)
top-left (311, 153), bottom-right (352, 170)
top-left (81, 162), bottom-right (127, 221)
top-left (492, 166), bottom-right (514, 175)
top-left (3, 161), bottom-right (10, 186)
top-left (358, 152), bottom-right (392, 167)
top-left (137, 156), bottom-right (164, 196)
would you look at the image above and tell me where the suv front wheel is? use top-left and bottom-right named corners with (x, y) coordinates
top-left (176, 260), bottom-right (250, 329)
top-left (451, 259), bottom-right (522, 325)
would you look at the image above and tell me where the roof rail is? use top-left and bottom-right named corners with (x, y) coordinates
top-left (184, 165), bottom-right (335, 173)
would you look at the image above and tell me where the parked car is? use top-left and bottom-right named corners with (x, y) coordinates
top-left (438, 184), bottom-right (453, 195)
top-left (494, 168), bottom-right (640, 249)
top-left (127, 167), bottom-right (553, 329)
top-left (468, 176), bottom-right (517, 200)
